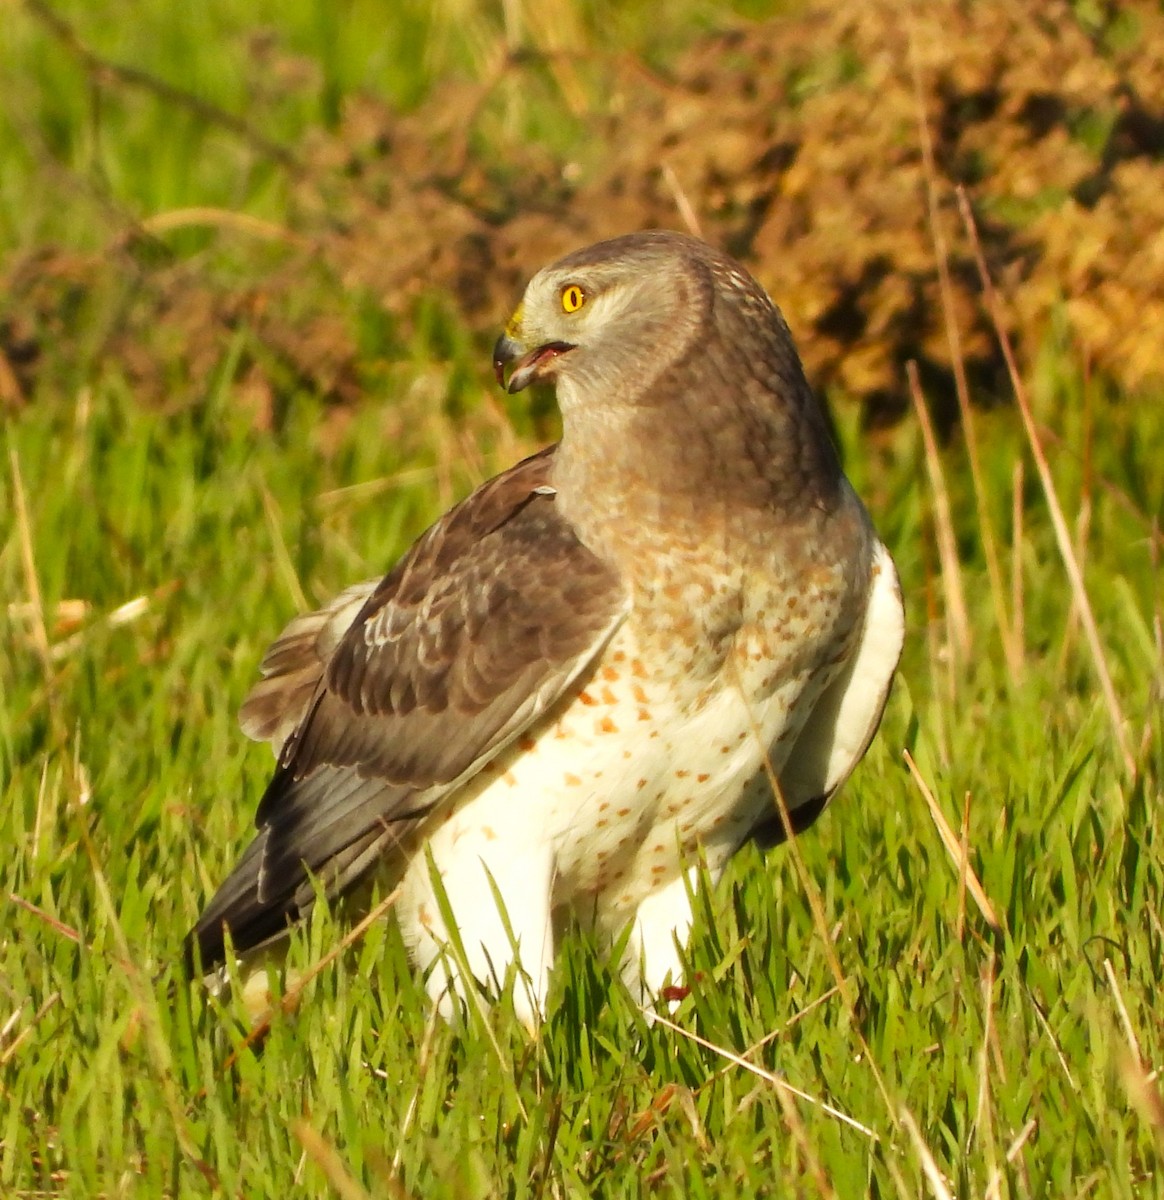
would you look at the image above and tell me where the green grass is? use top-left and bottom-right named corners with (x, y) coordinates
top-left (0, 0), bottom-right (796, 253)
top-left (3, 2), bottom-right (1164, 1197)
top-left (4, 365), bottom-right (1161, 1197)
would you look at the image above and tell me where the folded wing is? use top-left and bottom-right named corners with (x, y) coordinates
top-left (752, 539), bottom-right (904, 847)
top-left (189, 446), bottom-right (630, 969)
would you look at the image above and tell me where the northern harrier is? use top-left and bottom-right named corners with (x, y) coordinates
top-left (189, 231), bottom-right (904, 1024)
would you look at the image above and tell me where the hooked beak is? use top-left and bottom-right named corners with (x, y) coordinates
top-left (492, 333), bottom-right (575, 394)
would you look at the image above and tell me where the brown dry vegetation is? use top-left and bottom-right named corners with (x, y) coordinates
top-left (4, 0), bottom-right (1164, 425)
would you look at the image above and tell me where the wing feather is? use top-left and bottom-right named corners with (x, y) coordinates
top-left (190, 446), bottom-right (630, 969)
top-left (751, 539), bottom-right (904, 848)
top-left (238, 579), bottom-right (379, 750)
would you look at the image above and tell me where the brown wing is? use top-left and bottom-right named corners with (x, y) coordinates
top-left (238, 578), bottom-right (381, 751)
top-left (189, 446), bottom-right (629, 969)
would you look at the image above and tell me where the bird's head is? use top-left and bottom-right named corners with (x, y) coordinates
top-left (492, 232), bottom-right (725, 408)
top-left (492, 231), bottom-right (839, 504)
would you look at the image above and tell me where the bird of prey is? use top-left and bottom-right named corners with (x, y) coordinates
top-left (188, 230), bottom-right (904, 1025)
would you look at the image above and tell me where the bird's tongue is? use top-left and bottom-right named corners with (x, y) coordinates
top-left (506, 342), bottom-right (574, 394)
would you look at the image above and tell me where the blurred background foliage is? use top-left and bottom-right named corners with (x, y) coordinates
top-left (3, 3), bottom-right (1163, 1195)
top-left (4, 0), bottom-right (1164, 433)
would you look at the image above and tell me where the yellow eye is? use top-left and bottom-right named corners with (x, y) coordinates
top-left (560, 284), bottom-right (586, 314)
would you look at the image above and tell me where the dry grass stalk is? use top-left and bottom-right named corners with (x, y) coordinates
top-left (259, 476), bottom-right (311, 613)
top-left (1103, 957), bottom-right (1143, 1066)
top-left (1006, 1119), bottom-right (1038, 1163)
top-left (973, 959), bottom-right (1002, 1183)
top-left (6, 598), bottom-right (89, 627)
top-left (390, 1008), bottom-right (445, 1176)
top-left (1109, 956), bottom-right (1164, 1154)
top-left (1057, 483), bottom-right (1093, 682)
top-left (1033, 421), bottom-right (1164, 554)
top-left (985, 1118), bottom-right (1038, 1200)
top-left (32, 758), bottom-right (51, 860)
top-left (9, 447), bottom-right (54, 684)
top-left (1012, 457), bottom-right (1026, 671)
top-left (1153, 517), bottom-right (1163, 672)
top-left (909, 33), bottom-right (1019, 678)
top-left (0, 992), bottom-right (61, 1068)
top-left (1148, 517), bottom-right (1164, 756)
top-left (766, 1066), bottom-right (839, 1199)
top-left (1024, 987), bottom-right (1078, 1093)
top-left (24, 0), bottom-right (299, 171)
top-left (138, 207), bottom-right (306, 245)
top-left (644, 1009), bottom-right (876, 1142)
top-left (291, 1120), bottom-right (376, 1200)
top-left (920, 540), bottom-right (952, 764)
top-left (73, 766), bottom-right (217, 1184)
top-left (957, 188), bottom-right (1137, 778)
top-left (42, 583), bottom-right (177, 664)
top-left (900, 1106), bottom-right (955, 1200)
top-left (660, 161), bottom-right (705, 239)
top-left (522, 0), bottom-right (591, 117)
top-left (317, 467), bottom-right (439, 509)
top-left (1117, 1051), bottom-right (1164, 1155)
top-left (903, 750), bottom-right (1002, 933)
top-left (732, 658), bottom-right (901, 1131)
top-left (908, 362), bottom-right (971, 671)
top-left (218, 885), bottom-right (403, 1074)
top-left (956, 790), bottom-right (971, 943)
top-left (707, 985), bottom-right (842, 1082)
top-left (7, 893), bottom-right (81, 944)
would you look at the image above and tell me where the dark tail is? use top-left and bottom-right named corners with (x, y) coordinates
top-left (183, 834), bottom-right (302, 975)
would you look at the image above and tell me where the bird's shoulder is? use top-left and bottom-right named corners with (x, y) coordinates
top-left (245, 444), bottom-right (631, 798)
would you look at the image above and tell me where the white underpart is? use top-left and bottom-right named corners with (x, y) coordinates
top-left (623, 865), bottom-right (700, 997)
top-left (227, 537), bottom-right (903, 1026)
top-left (403, 823), bottom-right (557, 1029)
top-left (396, 650), bottom-right (809, 1021)
top-left (395, 537), bottom-right (906, 1021)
